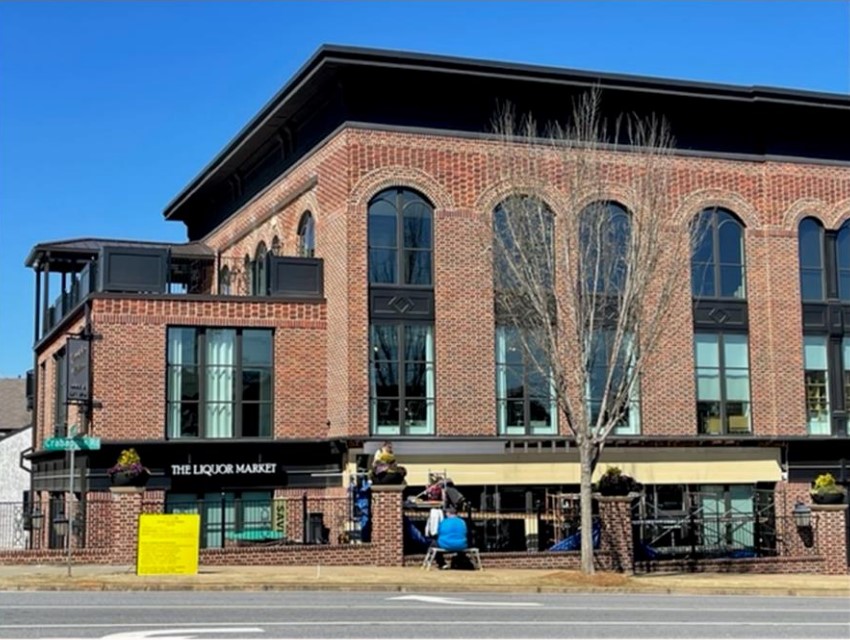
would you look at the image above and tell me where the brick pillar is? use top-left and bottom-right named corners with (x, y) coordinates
top-left (370, 484), bottom-right (405, 566)
top-left (109, 487), bottom-right (144, 565)
top-left (596, 494), bottom-right (635, 573)
top-left (812, 504), bottom-right (849, 575)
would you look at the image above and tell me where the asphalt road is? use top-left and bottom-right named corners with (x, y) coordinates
top-left (0, 591), bottom-right (848, 639)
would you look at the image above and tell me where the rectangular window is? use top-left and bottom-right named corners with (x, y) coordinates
top-left (166, 328), bottom-right (273, 439)
top-left (587, 330), bottom-right (640, 435)
top-left (165, 491), bottom-right (272, 549)
top-left (53, 350), bottom-right (67, 436)
top-left (803, 336), bottom-right (830, 435)
top-left (495, 326), bottom-right (557, 436)
top-left (695, 333), bottom-right (751, 435)
top-left (369, 323), bottom-right (434, 436)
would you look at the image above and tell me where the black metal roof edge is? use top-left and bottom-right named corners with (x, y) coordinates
top-left (162, 44), bottom-right (850, 223)
top-left (25, 237), bottom-right (215, 268)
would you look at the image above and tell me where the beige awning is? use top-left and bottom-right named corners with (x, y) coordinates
top-left (352, 447), bottom-right (782, 486)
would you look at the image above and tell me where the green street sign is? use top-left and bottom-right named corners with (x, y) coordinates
top-left (44, 436), bottom-right (101, 451)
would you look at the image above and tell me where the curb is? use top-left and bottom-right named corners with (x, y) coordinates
top-left (0, 581), bottom-right (847, 598)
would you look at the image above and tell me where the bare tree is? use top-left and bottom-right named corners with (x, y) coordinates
top-left (488, 90), bottom-right (698, 573)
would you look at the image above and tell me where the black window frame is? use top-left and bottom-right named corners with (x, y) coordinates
top-left (691, 208), bottom-right (747, 300)
top-left (297, 212), bottom-right (316, 258)
top-left (694, 330), bottom-right (752, 436)
top-left (253, 242), bottom-right (268, 296)
top-left (165, 326), bottom-right (274, 440)
top-left (369, 321), bottom-right (435, 436)
top-left (579, 200), bottom-right (632, 296)
top-left (368, 187), bottom-right (434, 287)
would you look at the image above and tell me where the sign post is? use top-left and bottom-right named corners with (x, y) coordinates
top-left (44, 432), bottom-right (101, 577)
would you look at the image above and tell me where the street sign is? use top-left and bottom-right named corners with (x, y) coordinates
top-left (44, 436), bottom-right (101, 451)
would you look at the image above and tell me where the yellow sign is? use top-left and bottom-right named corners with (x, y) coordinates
top-left (136, 514), bottom-right (201, 576)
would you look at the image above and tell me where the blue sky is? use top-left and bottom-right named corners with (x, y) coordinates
top-left (0, 1), bottom-right (848, 377)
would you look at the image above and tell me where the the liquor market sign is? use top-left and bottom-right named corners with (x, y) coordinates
top-left (170, 462), bottom-right (279, 477)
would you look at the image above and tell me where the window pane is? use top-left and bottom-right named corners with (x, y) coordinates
top-left (168, 328), bottom-right (197, 365)
top-left (168, 402), bottom-right (199, 437)
top-left (694, 334), bottom-right (719, 367)
top-left (168, 366), bottom-right (199, 402)
top-left (404, 325), bottom-right (432, 361)
top-left (529, 397), bottom-right (552, 426)
top-left (372, 362), bottom-right (398, 397)
top-left (242, 369), bottom-right (271, 402)
top-left (241, 402), bottom-right (271, 438)
top-left (692, 214), bottom-right (714, 263)
top-left (371, 325), bottom-right (398, 362)
top-left (696, 369), bottom-right (721, 400)
top-left (375, 399), bottom-right (400, 426)
top-left (717, 216), bottom-right (744, 264)
top-left (404, 250), bottom-right (432, 285)
top-left (505, 366), bottom-right (524, 398)
top-left (803, 336), bottom-right (828, 370)
top-left (839, 273), bottom-right (850, 302)
top-left (726, 402), bottom-right (750, 433)
top-left (405, 362), bottom-right (427, 397)
top-left (368, 199), bottom-right (397, 247)
top-left (506, 401), bottom-right (525, 428)
top-left (725, 370), bottom-right (750, 401)
top-left (723, 334), bottom-right (749, 368)
top-left (404, 400), bottom-right (427, 426)
top-left (697, 402), bottom-right (722, 434)
top-left (369, 249), bottom-right (397, 284)
top-left (403, 204), bottom-right (432, 249)
top-left (691, 262), bottom-right (715, 297)
top-left (798, 218), bottom-right (823, 268)
top-left (242, 330), bottom-right (272, 366)
top-left (801, 270), bottom-right (824, 301)
top-left (719, 265), bottom-right (745, 298)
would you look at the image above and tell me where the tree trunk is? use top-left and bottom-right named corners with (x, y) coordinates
top-left (579, 439), bottom-right (595, 574)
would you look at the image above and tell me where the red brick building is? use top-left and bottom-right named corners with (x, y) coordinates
top-left (23, 47), bottom-right (849, 565)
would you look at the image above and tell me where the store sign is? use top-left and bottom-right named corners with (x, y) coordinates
top-left (170, 462), bottom-right (279, 477)
top-left (66, 338), bottom-right (91, 402)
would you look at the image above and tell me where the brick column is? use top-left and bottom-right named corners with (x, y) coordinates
top-left (370, 484), bottom-right (405, 566)
top-left (596, 494), bottom-right (635, 573)
top-left (812, 504), bottom-right (849, 575)
top-left (109, 487), bottom-right (144, 565)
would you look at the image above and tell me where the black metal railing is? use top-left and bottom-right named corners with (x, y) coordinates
top-left (0, 495), bottom-right (113, 551)
top-left (141, 496), bottom-right (359, 549)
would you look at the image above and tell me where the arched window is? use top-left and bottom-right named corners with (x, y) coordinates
top-left (367, 187), bottom-right (435, 436)
top-left (493, 196), bottom-right (554, 292)
top-left (691, 208), bottom-right (746, 299)
top-left (798, 217), bottom-right (825, 301)
top-left (492, 196), bottom-right (557, 436)
top-left (579, 201), bottom-right (631, 294)
top-left (368, 188), bottom-right (433, 285)
top-left (253, 242), bottom-right (267, 296)
top-left (243, 255), bottom-right (252, 296)
top-left (219, 266), bottom-right (231, 296)
top-left (838, 221), bottom-right (850, 301)
top-left (297, 212), bottom-right (315, 258)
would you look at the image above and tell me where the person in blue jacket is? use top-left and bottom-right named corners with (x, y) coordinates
top-left (434, 507), bottom-right (468, 569)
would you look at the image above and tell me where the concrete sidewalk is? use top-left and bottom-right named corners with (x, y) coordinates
top-left (0, 564), bottom-right (847, 596)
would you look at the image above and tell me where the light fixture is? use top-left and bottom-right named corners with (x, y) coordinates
top-left (52, 516), bottom-right (69, 537)
top-left (29, 508), bottom-right (44, 531)
top-left (792, 502), bottom-right (812, 529)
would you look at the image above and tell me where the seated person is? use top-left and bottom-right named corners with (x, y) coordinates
top-left (370, 441), bottom-right (407, 485)
top-left (433, 507), bottom-right (469, 569)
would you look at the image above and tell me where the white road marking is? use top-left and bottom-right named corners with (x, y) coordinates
top-left (101, 629), bottom-right (262, 640)
top-left (390, 594), bottom-right (542, 607)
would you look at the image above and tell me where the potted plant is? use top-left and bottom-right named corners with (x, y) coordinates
top-left (810, 473), bottom-right (846, 505)
top-left (596, 466), bottom-right (640, 496)
top-left (107, 448), bottom-right (149, 487)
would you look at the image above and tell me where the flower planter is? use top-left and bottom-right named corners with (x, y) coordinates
top-left (811, 492), bottom-right (846, 505)
top-left (110, 469), bottom-right (148, 488)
